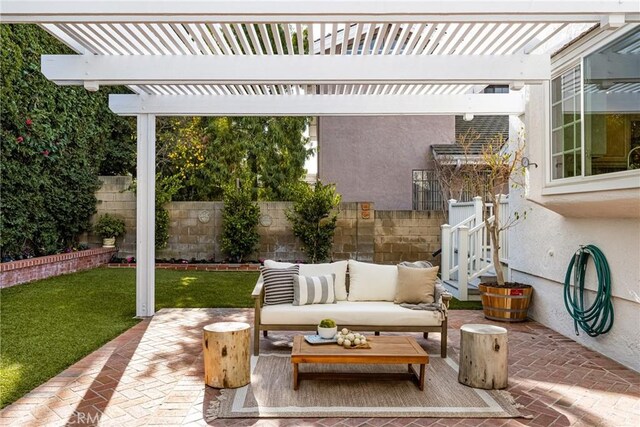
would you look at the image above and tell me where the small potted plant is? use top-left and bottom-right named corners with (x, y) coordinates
top-left (317, 318), bottom-right (337, 339)
top-left (94, 213), bottom-right (126, 248)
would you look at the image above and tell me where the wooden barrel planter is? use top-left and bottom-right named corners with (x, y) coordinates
top-left (478, 283), bottom-right (533, 322)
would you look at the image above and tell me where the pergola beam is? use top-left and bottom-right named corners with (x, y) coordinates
top-left (108, 93), bottom-right (526, 116)
top-left (42, 54), bottom-right (551, 85)
top-left (3, 0), bottom-right (639, 23)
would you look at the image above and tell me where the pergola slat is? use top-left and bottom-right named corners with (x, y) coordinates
top-left (246, 24), bottom-right (263, 55)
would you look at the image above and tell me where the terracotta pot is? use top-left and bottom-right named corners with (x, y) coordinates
top-left (102, 237), bottom-right (116, 248)
top-left (479, 283), bottom-right (532, 323)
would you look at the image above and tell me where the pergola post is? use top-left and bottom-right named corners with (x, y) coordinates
top-left (136, 114), bottom-right (156, 318)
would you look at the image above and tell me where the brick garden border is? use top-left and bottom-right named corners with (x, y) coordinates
top-left (1, 248), bottom-right (117, 288)
top-left (107, 263), bottom-right (261, 271)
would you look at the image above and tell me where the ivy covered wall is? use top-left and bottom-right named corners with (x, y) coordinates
top-left (0, 24), bottom-right (135, 258)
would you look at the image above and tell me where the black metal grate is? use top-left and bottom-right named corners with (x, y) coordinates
top-left (412, 170), bottom-right (485, 211)
top-left (412, 170), bottom-right (443, 211)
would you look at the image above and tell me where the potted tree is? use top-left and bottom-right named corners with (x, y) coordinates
top-left (436, 132), bottom-right (533, 322)
top-left (94, 214), bottom-right (126, 248)
top-left (460, 131), bottom-right (532, 322)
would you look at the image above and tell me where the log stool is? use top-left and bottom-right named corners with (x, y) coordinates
top-left (458, 324), bottom-right (508, 390)
top-left (203, 322), bottom-right (251, 388)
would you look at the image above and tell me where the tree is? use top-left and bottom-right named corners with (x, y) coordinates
top-left (220, 181), bottom-right (261, 262)
top-left (438, 132), bottom-right (526, 286)
top-left (286, 182), bottom-right (341, 263)
top-left (156, 116), bottom-right (312, 201)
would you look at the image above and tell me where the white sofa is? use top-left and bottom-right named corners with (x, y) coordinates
top-left (251, 260), bottom-right (452, 357)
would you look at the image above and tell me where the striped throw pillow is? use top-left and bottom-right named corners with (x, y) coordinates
top-left (261, 265), bottom-right (299, 305)
top-left (293, 274), bottom-right (336, 306)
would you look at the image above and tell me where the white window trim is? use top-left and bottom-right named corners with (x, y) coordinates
top-left (545, 24), bottom-right (640, 194)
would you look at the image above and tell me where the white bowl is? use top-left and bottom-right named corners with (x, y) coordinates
top-left (317, 325), bottom-right (337, 339)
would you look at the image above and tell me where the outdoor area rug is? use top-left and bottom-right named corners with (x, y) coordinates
top-left (207, 354), bottom-right (522, 419)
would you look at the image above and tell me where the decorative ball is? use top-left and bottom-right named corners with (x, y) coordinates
top-left (341, 328), bottom-right (349, 335)
top-left (346, 333), bottom-right (355, 341)
top-left (360, 336), bottom-right (367, 343)
top-left (354, 338), bottom-right (361, 345)
top-left (337, 337), bottom-right (344, 345)
top-left (343, 339), bottom-right (352, 347)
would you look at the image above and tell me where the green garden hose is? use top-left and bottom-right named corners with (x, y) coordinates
top-left (563, 245), bottom-right (614, 337)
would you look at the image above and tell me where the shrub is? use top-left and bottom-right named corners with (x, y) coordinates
top-left (155, 175), bottom-right (182, 250)
top-left (127, 174), bottom-right (182, 250)
top-left (286, 182), bottom-right (341, 263)
top-left (221, 182), bottom-right (260, 263)
top-left (93, 214), bottom-right (126, 239)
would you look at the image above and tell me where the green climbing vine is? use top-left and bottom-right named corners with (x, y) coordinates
top-left (0, 24), bottom-right (135, 259)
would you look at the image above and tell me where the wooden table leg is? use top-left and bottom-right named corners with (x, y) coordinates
top-left (419, 363), bottom-right (426, 391)
top-left (293, 363), bottom-right (299, 390)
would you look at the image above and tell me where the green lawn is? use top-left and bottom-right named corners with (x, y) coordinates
top-left (449, 298), bottom-right (483, 310)
top-left (0, 268), bottom-right (258, 408)
top-left (0, 267), bottom-right (480, 408)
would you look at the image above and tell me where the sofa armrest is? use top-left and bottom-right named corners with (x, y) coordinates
top-left (435, 281), bottom-right (452, 310)
top-left (251, 276), bottom-right (264, 301)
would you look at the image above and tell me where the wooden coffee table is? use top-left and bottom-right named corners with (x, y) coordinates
top-left (291, 335), bottom-right (429, 390)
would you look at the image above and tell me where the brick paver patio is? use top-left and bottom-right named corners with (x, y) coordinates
top-left (1, 309), bottom-right (638, 427)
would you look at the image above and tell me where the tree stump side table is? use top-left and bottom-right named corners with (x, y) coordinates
top-left (203, 322), bottom-right (251, 388)
top-left (458, 324), bottom-right (508, 390)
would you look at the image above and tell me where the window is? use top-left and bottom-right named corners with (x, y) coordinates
top-left (551, 66), bottom-right (582, 179)
top-left (412, 170), bottom-right (443, 211)
top-left (483, 85), bottom-right (509, 94)
top-left (550, 27), bottom-right (640, 181)
top-left (584, 27), bottom-right (640, 175)
top-left (412, 170), bottom-right (490, 211)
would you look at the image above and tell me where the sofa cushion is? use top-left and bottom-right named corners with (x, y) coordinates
top-left (394, 265), bottom-right (439, 304)
top-left (264, 260), bottom-right (349, 301)
top-left (293, 274), bottom-right (336, 306)
top-left (261, 301), bottom-right (442, 327)
top-left (400, 260), bottom-right (434, 269)
top-left (261, 265), bottom-right (299, 305)
top-left (347, 260), bottom-right (398, 302)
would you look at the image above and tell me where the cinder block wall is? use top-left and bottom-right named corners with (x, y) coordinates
top-left (374, 210), bottom-right (444, 264)
top-left (86, 176), bottom-right (137, 254)
top-left (90, 177), bottom-right (444, 265)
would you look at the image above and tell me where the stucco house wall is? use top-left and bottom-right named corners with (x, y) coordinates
top-left (510, 83), bottom-right (640, 372)
top-left (317, 116), bottom-right (454, 210)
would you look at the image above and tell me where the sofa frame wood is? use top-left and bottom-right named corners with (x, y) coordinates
top-left (251, 279), bottom-right (451, 358)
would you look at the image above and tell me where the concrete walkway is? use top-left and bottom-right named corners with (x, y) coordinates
top-left (1, 309), bottom-right (638, 426)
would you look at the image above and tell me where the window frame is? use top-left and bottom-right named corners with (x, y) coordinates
top-left (545, 24), bottom-right (640, 193)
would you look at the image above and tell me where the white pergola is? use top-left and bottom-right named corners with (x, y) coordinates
top-left (2, 0), bottom-right (637, 317)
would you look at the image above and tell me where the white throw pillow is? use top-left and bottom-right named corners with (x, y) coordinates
top-left (347, 260), bottom-right (398, 302)
top-left (263, 260), bottom-right (349, 300)
top-left (293, 274), bottom-right (336, 306)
